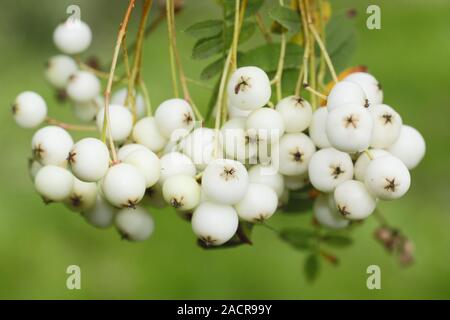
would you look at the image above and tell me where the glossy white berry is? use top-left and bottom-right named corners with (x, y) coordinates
top-left (308, 148), bottom-right (354, 192)
top-left (334, 180), bottom-right (377, 220)
top-left (275, 133), bottom-right (316, 176)
top-left (248, 164), bottom-right (284, 197)
top-left (227, 101), bottom-right (251, 118)
top-left (131, 117), bottom-right (167, 153)
top-left (159, 151), bottom-right (196, 184)
top-left (111, 88), bottom-right (146, 119)
top-left (365, 155), bottom-right (411, 200)
top-left (73, 96), bottom-right (102, 123)
top-left (66, 71), bottom-right (100, 103)
top-left (181, 127), bottom-right (217, 170)
top-left (313, 194), bottom-right (349, 229)
top-left (221, 118), bottom-right (256, 162)
top-left (309, 107), bottom-right (331, 149)
top-left (82, 195), bottom-right (116, 229)
top-left (370, 104), bottom-right (402, 148)
top-left (191, 202), bottom-right (239, 246)
top-left (34, 165), bottom-right (74, 202)
top-left (45, 55), bottom-right (78, 88)
top-left (326, 104), bottom-right (374, 153)
top-left (12, 91), bottom-right (47, 128)
top-left (53, 19), bottom-right (92, 54)
top-left (227, 66), bottom-right (271, 110)
top-left (115, 206), bottom-right (154, 241)
top-left (344, 72), bottom-right (383, 106)
top-left (275, 96), bottom-right (312, 133)
top-left (64, 177), bottom-right (97, 212)
top-left (162, 174), bottom-right (201, 211)
top-left (201, 158), bottom-right (249, 205)
top-left (284, 173), bottom-right (309, 191)
top-left (235, 183), bottom-right (278, 222)
top-left (387, 125), bottom-right (425, 170)
top-left (246, 107), bottom-right (285, 144)
top-left (123, 148), bottom-right (160, 188)
top-left (327, 81), bottom-right (368, 111)
top-left (96, 104), bottom-right (133, 142)
top-left (154, 98), bottom-right (194, 139)
top-left (117, 143), bottom-right (148, 161)
top-left (32, 126), bottom-right (73, 166)
top-left (102, 163), bottom-right (146, 208)
top-left (68, 138), bottom-right (110, 182)
top-left (354, 149), bottom-right (390, 182)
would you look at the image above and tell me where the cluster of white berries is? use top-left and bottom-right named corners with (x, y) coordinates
top-left (12, 17), bottom-right (426, 246)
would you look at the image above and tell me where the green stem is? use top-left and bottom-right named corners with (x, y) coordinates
top-left (166, 0), bottom-right (179, 98)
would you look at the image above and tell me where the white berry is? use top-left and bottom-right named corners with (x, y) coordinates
top-left (32, 126), bottom-right (73, 166)
top-left (45, 55), bottom-right (78, 88)
top-left (131, 117), bottom-right (167, 153)
top-left (66, 71), bottom-right (100, 103)
top-left (354, 149), bottom-right (390, 182)
top-left (326, 103), bottom-right (374, 153)
top-left (102, 163), bottom-right (146, 208)
top-left (53, 19), bottom-right (92, 54)
top-left (275, 133), bottom-right (316, 176)
top-left (386, 125), bottom-right (425, 170)
top-left (34, 165), bottom-right (74, 202)
top-left (246, 107), bottom-right (285, 144)
top-left (313, 194), bottom-right (349, 229)
top-left (327, 81), bottom-right (368, 111)
top-left (309, 107), bottom-right (331, 148)
top-left (111, 88), bottom-right (146, 119)
top-left (227, 101), bottom-right (252, 118)
top-left (248, 164), bottom-right (284, 197)
top-left (73, 96), bottom-right (102, 123)
top-left (123, 148), bottom-right (160, 188)
top-left (191, 202), bottom-right (238, 246)
top-left (115, 206), bottom-right (154, 241)
top-left (284, 173), bottom-right (309, 191)
top-left (308, 148), bottom-right (354, 192)
top-left (83, 195), bottom-right (116, 229)
top-left (334, 180), bottom-right (377, 220)
top-left (370, 104), bottom-right (402, 148)
top-left (96, 104), bottom-right (133, 142)
top-left (117, 143), bottom-right (148, 161)
top-left (12, 91), bottom-right (47, 128)
top-left (235, 183), bottom-right (278, 222)
top-left (162, 174), bottom-right (201, 211)
top-left (365, 155), bottom-right (411, 200)
top-left (201, 158), bottom-right (249, 205)
top-left (344, 72), bottom-right (383, 106)
top-left (68, 138), bottom-right (110, 182)
top-left (159, 151), bottom-right (196, 184)
top-left (221, 117), bottom-right (256, 162)
top-left (64, 177), bottom-right (97, 212)
top-left (181, 127), bottom-right (217, 170)
top-left (154, 98), bottom-right (194, 139)
top-left (275, 96), bottom-right (312, 133)
top-left (227, 66), bottom-right (271, 110)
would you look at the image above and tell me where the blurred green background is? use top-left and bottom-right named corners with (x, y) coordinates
top-left (0, 0), bottom-right (449, 299)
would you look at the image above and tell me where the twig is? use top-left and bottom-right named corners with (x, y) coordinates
top-left (139, 77), bottom-right (152, 116)
top-left (166, 0), bottom-right (179, 98)
top-left (304, 84), bottom-right (327, 100)
top-left (309, 23), bottom-right (338, 83)
top-left (46, 117), bottom-right (96, 131)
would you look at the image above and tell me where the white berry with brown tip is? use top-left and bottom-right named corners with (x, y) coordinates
top-left (191, 202), bottom-right (239, 246)
top-left (102, 163), bottom-right (146, 208)
top-left (162, 174), bottom-right (201, 211)
top-left (248, 164), bottom-right (284, 197)
top-left (68, 138), bottom-right (110, 182)
top-left (96, 104), bottom-right (133, 142)
top-left (154, 98), bottom-right (194, 139)
top-left (201, 158), bottom-right (249, 205)
top-left (221, 117), bottom-right (257, 162)
top-left (32, 126), bottom-right (73, 167)
top-left (327, 81), bottom-right (368, 111)
top-left (159, 151), bottom-right (196, 184)
top-left (82, 195), bottom-right (116, 229)
top-left (344, 72), bottom-right (383, 106)
top-left (115, 206), bottom-right (154, 241)
top-left (246, 107), bottom-right (285, 144)
top-left (370, 104), bottom-right (402, 148)
top-left (275, 96), bottom-right (312, 133)
top-left (123, 148), bottom-right (160, 188)
top-left (313, 194), bottom-right (349, 229)
top-left (66, 71), bottom-right (100, 103)
top-left (132, 117), bottom-right (168, 153)
top-left (12, 91), bottom-right (48, 128)
top-left (64, 177), bottom-right (97, 212)
top-left (181, 127), bottom-right (217, 170)
top-left (45, 55), bottom-right (78, 89)
top-left (334, 180), bottom-right (377, 220)
top-left (354, 149), bottom-right (390, 182)
top-left (227, 66), bottom-right (271, 110)
top-left (309, 107), bottom-right (331, 149)
top-left (235, 183), bottom-right (278, 222)
top-left (275, 133), bottom-right (316, 176)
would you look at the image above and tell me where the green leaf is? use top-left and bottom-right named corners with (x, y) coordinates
top-left (192, 35), bottom-right (224, 60)
top-left (200, 57), bottom-right (225, 80)
top-left (280, 187), bottom-right (314, 214)
top-left (269, 5), bottom-right (301, 33)
top-left (224, 0), bottom-right (265, 20)
top-left (239, 43), bottom-right (303, 73)
top-left (224, 20), bottom-right (256, 45)
top-left (326, 11), bottom-right (357, 73)
top-left (206, 77), bottom-right (221, 121)
top-left (279, 228), bottom-right (315, 250)
top-left (304, 254), bottom-right (320, 282)
top-left (321, 235), bottom-right (353, 248)
top-left (185, 19), bottom-right (223, 39)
